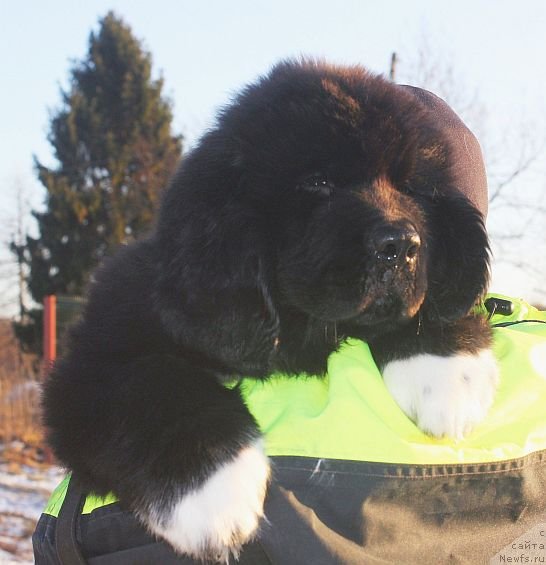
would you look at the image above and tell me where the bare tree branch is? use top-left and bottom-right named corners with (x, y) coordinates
top-left (394, 36), bottom-right (546, 302)
top-left (488, 139), bottom-right (545, 204)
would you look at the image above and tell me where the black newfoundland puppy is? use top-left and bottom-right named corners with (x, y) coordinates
top-left (44, 60), bottom-right (498, 560)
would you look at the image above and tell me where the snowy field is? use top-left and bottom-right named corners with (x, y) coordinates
top-left (0, 445), bottom-right (64, 564)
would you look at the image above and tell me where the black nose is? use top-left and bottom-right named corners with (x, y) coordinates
top-left (373, 225), bottom-right (421, 267)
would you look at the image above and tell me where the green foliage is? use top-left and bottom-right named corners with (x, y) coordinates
top-left (13, 11), bottom-right (182, 352)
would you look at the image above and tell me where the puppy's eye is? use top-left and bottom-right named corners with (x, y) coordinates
top-left (401, 181), bottom-right (413, 194)
top-left (298, 174), bottom-right (335, 195)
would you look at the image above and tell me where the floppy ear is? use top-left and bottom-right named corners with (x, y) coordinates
top-left (153, 132), bottom-right (279, 376)
top-left (422, 194), bottom-right (490, 323)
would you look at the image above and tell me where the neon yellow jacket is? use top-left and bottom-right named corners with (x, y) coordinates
top-left (240, 294), bottom-right (546, 465)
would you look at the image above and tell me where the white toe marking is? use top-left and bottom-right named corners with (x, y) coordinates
top-left (142, 439), bottom-right (270, 561)
top-left (383, 350), bottom-right (499, 440)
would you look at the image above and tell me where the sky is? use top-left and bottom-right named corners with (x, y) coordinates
top-left (1, 0), bottom-right (545, 315)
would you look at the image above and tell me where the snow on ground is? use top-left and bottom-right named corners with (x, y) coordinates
top-left (0, 446), bottom-right (65, 564)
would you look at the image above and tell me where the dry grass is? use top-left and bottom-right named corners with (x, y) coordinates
top-left (0, 320), bottom-right (42, 446)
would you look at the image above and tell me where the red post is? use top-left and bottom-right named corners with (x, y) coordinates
top-left (43, 295), bottom-right (56, 372)
top-left (43, 295), bottom-right (56, 464)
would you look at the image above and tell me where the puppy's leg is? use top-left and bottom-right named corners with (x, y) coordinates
top-left (144, 438), bottom-right (269, 562)
top-left (381, 348), bottom-right (498, 440)
top-left (44, 354), bottom-right (270, 562)
top-left (369, 314), bottom-right (499, 439)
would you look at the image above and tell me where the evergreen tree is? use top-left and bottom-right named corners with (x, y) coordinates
top-left (13, 12), bottom-right (182, 352)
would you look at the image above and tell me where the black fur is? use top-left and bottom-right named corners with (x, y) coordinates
top-left (43, 59), bottom-right (491, 546)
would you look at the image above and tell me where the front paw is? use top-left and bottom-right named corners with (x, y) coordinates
top-left (382, 350), bottom-right (499, 440)
top-left (142, 439), bottom-right (270, 562)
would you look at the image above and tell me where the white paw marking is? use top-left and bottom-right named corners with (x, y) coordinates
top-left (382, 350), bottom-right (499, 440)
top-left (142, 439), bottom-right (270, 562)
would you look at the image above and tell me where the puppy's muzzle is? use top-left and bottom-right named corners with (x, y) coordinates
top-left (372, 224), bottom-right (421, 270)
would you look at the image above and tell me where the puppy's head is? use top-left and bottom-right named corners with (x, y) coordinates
top-left (153, 60), bottom-right (490, 372)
